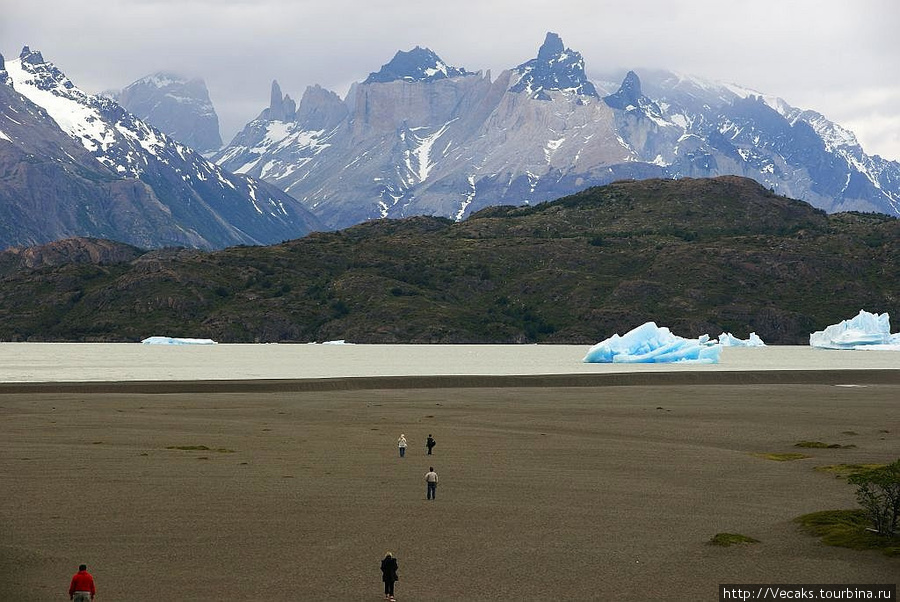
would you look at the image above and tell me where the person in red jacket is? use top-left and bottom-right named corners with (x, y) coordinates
top-left (69, 564), bottom-right (96, 601)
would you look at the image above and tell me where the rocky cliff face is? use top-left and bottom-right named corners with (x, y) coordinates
top-left (215, 33), bottom-right (900, 229)
top-left (0, 47), bottom-right (323, 250)
top-left (2, 237), bottom-right (145, 269)
top-left (112, 72), bottom-right (223, 153)
top-left (216, 34), bottom-right (636, 228)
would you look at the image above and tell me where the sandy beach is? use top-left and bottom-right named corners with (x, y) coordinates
top-left (1, 346), bottom-right (898, 600)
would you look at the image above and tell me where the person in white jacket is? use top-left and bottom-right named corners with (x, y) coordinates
top-left (425, 467), bottom-right (438, 500)
top-left (397, 434), bottom-right (408, 457)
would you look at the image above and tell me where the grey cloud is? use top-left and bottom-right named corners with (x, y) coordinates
top-left (3, 0), bottom-right (898, 159)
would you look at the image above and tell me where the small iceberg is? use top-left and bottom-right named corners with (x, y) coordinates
top-left (583, 322), bottom-right (722, 364)
top-left (141, 336), bottom-right (218, 345)
top-left (810, 310), bottom-right (900, 350)
top-left (716, 332), bottom-right (766, 347)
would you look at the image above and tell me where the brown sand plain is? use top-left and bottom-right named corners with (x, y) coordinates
top-left (1, 377), bottom-right (898, 601)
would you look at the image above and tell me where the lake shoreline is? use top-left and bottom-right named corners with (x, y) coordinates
top-left (1, 367), bottom-right (899, 394)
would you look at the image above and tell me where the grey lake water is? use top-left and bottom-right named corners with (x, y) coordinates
top-left (0, 343), bottom-right (897, 383)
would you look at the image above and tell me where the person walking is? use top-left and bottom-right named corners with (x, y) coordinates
top-left (380, 551), bottom-right (399, 601)
top-left (68, 564), bottom-right (96, 601)
top-left (425, 434), bottom-right (436, 455)
top-left (397, 434), bottom-right (408, 458)
top-left (425, 466), bottom-right (438, 500)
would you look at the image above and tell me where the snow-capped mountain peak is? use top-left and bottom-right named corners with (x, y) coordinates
top-left (363, 46), bottom-right (474, 84)
top-left (2, 46), bottom-right (322, 249)
top-left (214, 39), bottom-right (900, 229)
top-left (603, 70), bottom-right (666, 123)
top-left (6, 47), bottom-right (121, 155)
top-left (111, 70), bottom-right (223, 153)
top-left (509, 32), bottom-right (599, 100)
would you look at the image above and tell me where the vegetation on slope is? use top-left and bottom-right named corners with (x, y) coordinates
top-left (0, 176), bottom-right (896, 343)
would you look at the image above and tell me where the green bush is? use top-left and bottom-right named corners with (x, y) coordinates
top-left (848, 459), bottom-right (900, 536)
top-left (708, 533), bottom-right (759, 546)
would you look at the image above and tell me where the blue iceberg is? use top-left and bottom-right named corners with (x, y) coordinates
top-left (809, 310), bottom-right (900, 350)
top-left (717, 332), bottom-right (766, 347)
top-left (583, 322), bottom-right (722, 364)
top-left (141, 336), bottom-right (218, 345)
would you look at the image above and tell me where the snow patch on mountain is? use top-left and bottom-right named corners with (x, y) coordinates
top-left (456, 175), bottom-right (477, 221)
top-left (721, 82), bottom-right (792, 116)
top-left (410, 119), bottom-right (456, 181)
top-left (6, 54), bottom-right (118, 154)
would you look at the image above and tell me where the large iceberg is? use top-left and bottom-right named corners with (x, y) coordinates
top-left (584, 322), bottom-right (722, 364)
top-left (717, 332), bottom-right (766, 347)
top-left (141, 336), bottom-right (218, 345)
top-left (809, 310), bottom-right (900, 350)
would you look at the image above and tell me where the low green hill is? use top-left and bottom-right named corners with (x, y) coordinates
top-left (0, 176), bottom-right (896, 344)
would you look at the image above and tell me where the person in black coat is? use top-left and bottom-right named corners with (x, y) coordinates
top-left (426, 434), bottom-right (436, 455)
top-left (380, 552), bottom-right (399, 600)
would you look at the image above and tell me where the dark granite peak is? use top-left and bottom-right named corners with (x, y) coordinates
top-left (509, 32), bottom-right (598, 100)
top-left (364, 47), bottom-right (474, 84)
top-left (20, 46), bottom-right (46, 65)
top-left (537, 32), bottom-right (565, 61)
top-left (604, 70), bottom-right (643, 109)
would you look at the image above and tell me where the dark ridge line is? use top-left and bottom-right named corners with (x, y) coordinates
top-left (0, 369), bottom-right (898, 394)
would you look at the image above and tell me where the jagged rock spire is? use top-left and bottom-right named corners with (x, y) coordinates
top-left (266, 80), bottom-right (296, 121)
top-left (603, 71), bottom-right (643, 110)
top-left (20, 46), bottom-right (45, 65)
top-left (602, 70), bottom-right (664, 121)
top-left (270, 80), bottom-right (283, 113)
top-left (536, 32), bottom-right (565, 61)
top-left (509, 32), bottom-right (598, 100)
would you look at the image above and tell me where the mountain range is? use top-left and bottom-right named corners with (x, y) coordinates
top-left (215, 32), bottom-right (900, 230)
top-left (0, 47), bottom-right (322, 250)
top-left (2, 33), bottom-right (899, 251)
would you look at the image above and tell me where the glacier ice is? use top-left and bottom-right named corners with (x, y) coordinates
top-left (717, 332), bottom-right (766, 347)
top-left (141, 336), bottom-right (218, 345)
top-left (583, 322), bottom-right (722, 364)
top-left (809, 310), bottom-right (900, 350)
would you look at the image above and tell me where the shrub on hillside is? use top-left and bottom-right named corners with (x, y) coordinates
top-left (849, 459), bottom-right (900, 536)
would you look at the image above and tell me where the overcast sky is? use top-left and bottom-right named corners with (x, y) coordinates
top-left (4, 0), bottom-right (899, 161)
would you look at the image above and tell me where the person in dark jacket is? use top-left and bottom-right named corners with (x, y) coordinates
top-left (380, 552), bottom-right (399, 600)
top-left (426, 434), bottom-right (436, 455)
